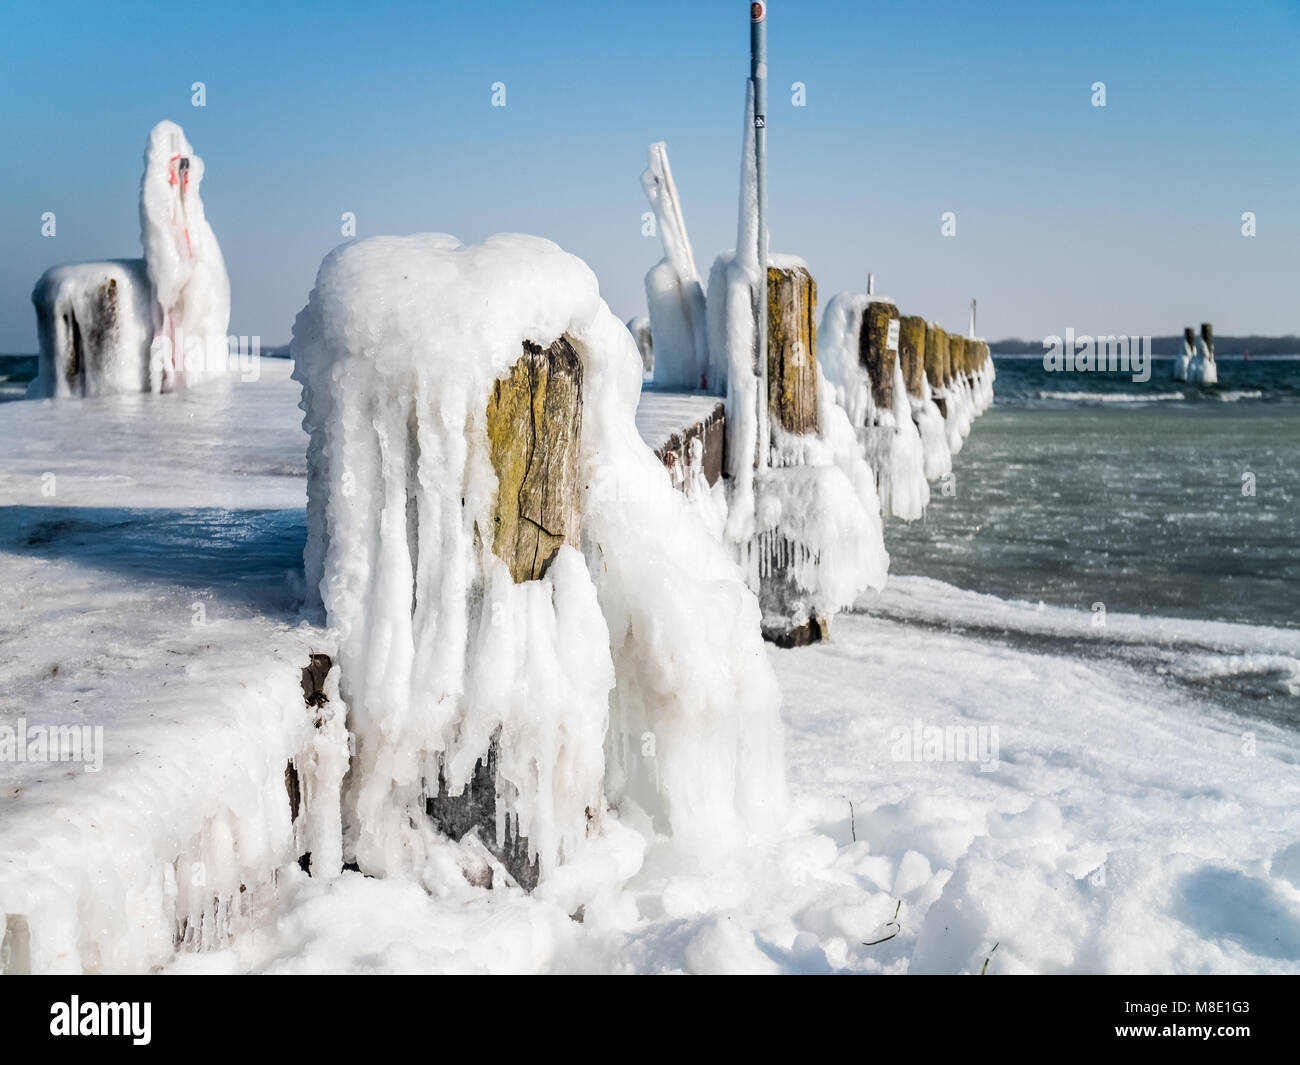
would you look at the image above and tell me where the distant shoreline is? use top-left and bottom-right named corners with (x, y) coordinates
top-left (988, 335), bottom-right (1300, 356)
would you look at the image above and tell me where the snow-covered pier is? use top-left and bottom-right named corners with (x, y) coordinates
top-left (636, 130), bottom-right (993, 647)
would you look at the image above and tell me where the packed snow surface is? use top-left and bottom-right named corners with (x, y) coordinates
top-left (0, 363), bottom-right (329, 973)
top-left (174, 578), bottom-right (1300, 975)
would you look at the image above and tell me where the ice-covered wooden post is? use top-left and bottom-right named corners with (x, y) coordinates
top-left (924, 322), bottom-right (947, 416)
top-left (949, 335), bottom-right (967, 383)
top-left (295, 233), bottom-right (789, 892)
top-left (898, 315), bottom-right (926, 399)
top-left (765, 263), bottom-right (819, 435)
top-left (860, 301), bottom-right (901, 411)
top-left (427, 335), bottom-right (584, 890)
top-left (1188, 321), bottom-right (1218, 385)
top-left (758, 260), bottom-right (828, 647)
top-left (29, 261), bottom-right (154, 398)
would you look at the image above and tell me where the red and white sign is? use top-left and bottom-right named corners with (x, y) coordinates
top-left (751, 2), bottom-right (766, 23)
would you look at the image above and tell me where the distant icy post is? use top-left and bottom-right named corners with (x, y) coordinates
top-left (758, 261), bottom-right (889, 639)
top-left (821, 294), bottom-right (929, 520)
top-left (292, 234), bottom-right (786, 884)
top-left (28, 260), bottom-right (154, 398)
top-left (625, 315), bottom-right (654, 376)
top-left (899, 316), bottom-right (952, 482)
top-left (1172, 326), bottom-right (1194, 381)
top-left (641, 143), bottom-right (710, 390)
top-left (1187, 321), bottom-right (1218, 385)
top-left (140, 120), bottom-right (230, 391)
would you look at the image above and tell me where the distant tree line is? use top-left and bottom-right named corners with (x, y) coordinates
top-left (990, 335), bottom-right (1300, 356)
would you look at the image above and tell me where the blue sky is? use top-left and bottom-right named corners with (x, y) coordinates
top-left (1, 0), bottom-right (1297, 349)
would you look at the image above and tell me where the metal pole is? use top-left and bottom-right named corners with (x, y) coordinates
top-left (751, 1), bottom-right (769, 470)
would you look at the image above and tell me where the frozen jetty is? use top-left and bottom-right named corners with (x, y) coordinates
top-left (3, 359), bottom-right (1297, 976)
top-left (641, 131), bottom-right (994, 645)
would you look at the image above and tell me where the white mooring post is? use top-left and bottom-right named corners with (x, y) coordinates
top-left (751, 1), bottom-right (770, 470)
top-left (969, 298), bottom-right (977, 339)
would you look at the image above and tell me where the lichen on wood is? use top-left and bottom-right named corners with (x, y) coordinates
top-left (766, 264), bottom-right (819, 435)
top-left (859, 301), bottom-right (900, 413)
top-left (924, 322), bottom-right (944, 389)
top-left (484, 336), bottom-right (583, 583)
top-left (899, 315), bottom-right (926, 398)
top-left (949, 335), bottom-right (967, 380)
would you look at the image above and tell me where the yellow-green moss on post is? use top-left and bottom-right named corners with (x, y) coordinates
top-left (949, 335), bottom-right (967, 381)
top-left (485, 336), bottom-right (583, 584)
top-left (899, 316), bottom-right (926, 398)
top-left (766, 264), bottom-right (819, 435)
top-left (924, 322), bottom-right (944, 389)
top-left (860, 301), bottom-right (900, 412)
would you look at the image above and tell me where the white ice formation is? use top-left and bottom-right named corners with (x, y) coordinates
top-left (28, 120), bottom-right (229, 398)
top-left (641, 143), bottom-right (710, 391)
top-left (292, 233), bottom-right (788, 884)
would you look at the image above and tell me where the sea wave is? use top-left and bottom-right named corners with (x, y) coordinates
top-left (1029, 388), bottom-right (1268, 405)
top-left (1033, 390), bottom-right (1188, 403)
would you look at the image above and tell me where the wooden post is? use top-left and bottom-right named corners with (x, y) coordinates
top-left (899, 316), bottom-right (926, 399)
top-left (924, 322), bottom-right (947, 415)
top-left (860, 301), bottom-right (900, 413)
top-left (766, 264), bottom-right (819, 435)
top-left (923, 322), bottom-right (943, 388)
top-left (428, 335), bottom-right (584, 891)
top-left (949, 335), bottom-right (967, 382)
top-left (760, 262), bottom-right (829, 648)
top-left (1201, 322), bottom-right (1214, 359)
top-left (484, 337), bottom-right (584, 583)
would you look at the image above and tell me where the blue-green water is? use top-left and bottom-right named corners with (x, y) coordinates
top-left (876, 356), bottom-right (1300, 724)
top-left (884, 356), bottom-right (1300, 630)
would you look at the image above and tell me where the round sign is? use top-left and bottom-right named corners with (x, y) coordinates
top-left (751, 2), bottom-right (766, 23)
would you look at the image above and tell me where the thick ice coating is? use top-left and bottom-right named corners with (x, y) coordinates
top-left (28, 260), bottom-right (154, 398)
top-left (642, 143), bottom-right (709, 390)
top-left (140, 120), bottom-right (230, 390)
top-left (292, 233), bottom-right (787, 881)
